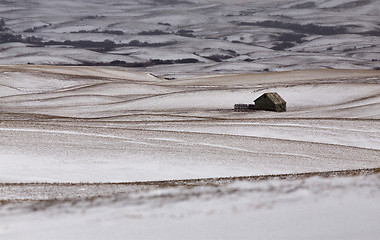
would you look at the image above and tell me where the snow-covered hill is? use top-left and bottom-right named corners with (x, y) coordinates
top-left (0, 0), bottom-right (379, 76)
top-left (1, 65), bottom-right (380, 182)
top-left (1, 0), bottom-right (380, 238)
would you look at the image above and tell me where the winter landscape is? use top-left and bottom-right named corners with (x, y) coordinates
top-left (1, 0), bottom-right (380, 239)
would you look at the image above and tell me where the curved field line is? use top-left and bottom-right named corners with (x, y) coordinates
top-left (0, 127), bottom-right (158, 147)
top-left (1, 167), bottom-right (379, 187)
top-left (112, 126), bottom-right (380, 152)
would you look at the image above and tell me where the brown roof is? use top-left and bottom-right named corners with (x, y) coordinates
top-left (255, 92), bottom-right (286, 105)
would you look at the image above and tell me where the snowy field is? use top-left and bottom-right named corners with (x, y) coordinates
top-left (1, 0), bottom-right (380, 238)
top-left (0, 0), bottom-right (379, 76)
top-left (0, 65), bottom-right (380, 239)
top-left (1, 65), bottom-right (380, 182)
top-left (1, 169), bottom-right (379, 240)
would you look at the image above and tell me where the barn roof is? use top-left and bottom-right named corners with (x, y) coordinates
top-left (255, 92), bottom-right (286, 105)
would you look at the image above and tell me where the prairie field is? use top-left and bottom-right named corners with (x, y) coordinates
top-left (1, 0), bottom-right (380, 238)
top-left (1, 65), bottom-right (380, 239)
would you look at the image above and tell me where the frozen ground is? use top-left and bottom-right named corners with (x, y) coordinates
top-left (0, 65), bottom-right (380, 238)
top-left (1, 169), bottom-right (379, 240)
top-left (0, 0), bottom-right (380, 238)
top-left (1, 65), bottom-right (380, 182)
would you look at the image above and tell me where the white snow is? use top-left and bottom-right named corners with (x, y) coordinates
top-left (1, 0), bottom-right (379, 73)
top-left (1, 173), bottom-right (379, 240)
top-left (1, 66), bottom-right (380, 183)
top-left (0, 0), bottom-right (380, 236)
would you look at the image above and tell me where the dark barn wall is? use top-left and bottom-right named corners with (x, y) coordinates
top-left (254, 93), bottom-right (286, 112)
top-left (275, 102), bottom-right (286, 112)
top-left (254, 95), bottom-right (277, 111)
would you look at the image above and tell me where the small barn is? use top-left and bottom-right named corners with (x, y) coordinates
top-left (254, 92), bottom-right (286, 112)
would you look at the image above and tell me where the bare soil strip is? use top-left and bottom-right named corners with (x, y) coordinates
top-left (2, 167), bottom-right (379, 188)
top-left (1, 167), bottom-right (379, 215)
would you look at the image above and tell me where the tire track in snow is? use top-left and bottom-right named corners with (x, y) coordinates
top-left (148, 137), bottom-right (318, 160)
top-left (128, 125), bottom-right (380, 152)
top-left (0, 127), bottom-right (158, 147)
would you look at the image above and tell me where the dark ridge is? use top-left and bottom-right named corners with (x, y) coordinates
top-left (24, 36), bottom-right (44, 44)
top-left (174, 58), bottom-right (199, 64)
top-left (70, 29), bottom-right (125, 36)
top-left (0, 33), bottom-right (177, 51)
top-left (237, 20), bottom-right (348, 35)
top-left (126, 39), bottom-right (177, 47)
top-left (343, 47), bottom-right (356, 52)
top-left (243, 58), bottom-right (254, 62)
top-left (272, 41), bottom-right (295, 50)
top-left (23, 24), bottom-right (50, 33)
top-left (158, 22), bottom-right (171, 26)
top-left (359, 29), bottom-right (380, 36)
top-left (199, 49), bottom-right (238, 62)
top-left (238, 9), bottom-right (258, 16)
top-left (78, 58), bottom-right (200, 68)
top-left (44, 39), bottom-right (118, 52)
top-left (0, 18), bottom-right (10, 32)
top-left (81, 15), bottom-right (105, 20)
top-left (277, 33), bottom-right (307, 43)
top-left (290, 2), bottom-right (316, 9)
top-left (204, 54), bottom-right (234, 62)
top-left (176, 29), bottom-right (195, 37)
top-left (0, 32), bottom-right (22, 43)
top-left (95, 29), bottom-right (124, 35)
top-left (138, 30), bottom-right (170, 35)
top-left (0, 33), bottom-right (44, 45)
top-left (328, 0), bottom-right (371, 9)
top-left (270, 32), bottom-right (307, 50)
top-left (23, 28), bottom-right (35, 33)
top-left (0, 32), bottom-right (118, 51)
top-left (0, 24), bottom-right (178, 50)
